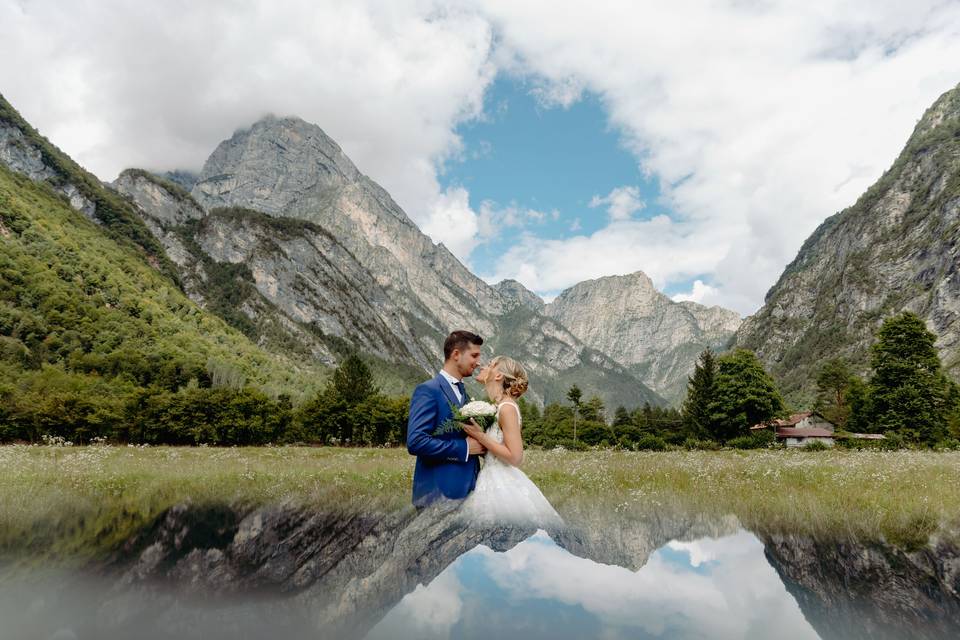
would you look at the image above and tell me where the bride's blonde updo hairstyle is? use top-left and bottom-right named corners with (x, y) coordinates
top-left (488, 356), bottom-right (529, 399)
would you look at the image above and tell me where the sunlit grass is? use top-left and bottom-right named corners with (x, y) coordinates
top-left (1, 445), bottom-right (958, 560)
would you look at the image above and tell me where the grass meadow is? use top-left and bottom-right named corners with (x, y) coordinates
top-left (2, 445), bottom-right (958, 560)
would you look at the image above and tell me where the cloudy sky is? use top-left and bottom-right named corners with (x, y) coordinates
top-left (3, 0), bottom-right (960, 314)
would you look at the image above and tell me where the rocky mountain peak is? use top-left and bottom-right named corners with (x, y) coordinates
top-left (131, 110), bottom-right (665, 409)
top-left (911, 81), bottom-right (960, 138)
top-left (544, 271), bottom-right (741, 403)
top-left (677, 301), bottom-right (742, 336)
top-left (494, 279), bottom-right (544, 312)
top-left (192, 114), bottom-right (363, 215)
top-left (548, 271), bottom-right (666, 320)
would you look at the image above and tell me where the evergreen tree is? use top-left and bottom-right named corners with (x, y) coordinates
top-left (612, 406), bottom-right (631, 427)
top-left (814, 358), bottom-right (854, 427)
top-left (579, 396), bottom-right (606, 423)
top-left (331, 352), bottom-right (377, 406)
top-left (845, 375), bottom-right (871, 433)
top-left (867, 312), bottom-right (949, 444)
top-left (577, 396), bottom-right (613, 445)
top-left (710, 349), bottom-right (785, 442)
top-left (612, 405), bottom-right (642, 447)
top-left (540, 402), bottom-right (576, 448)
top-left (566, 384), bottom-right (583, 445)
top-left (681, 348), bottom-right (716, 439)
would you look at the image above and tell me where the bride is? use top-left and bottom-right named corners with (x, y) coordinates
top-left (458, 356), bottom-right (563, 529)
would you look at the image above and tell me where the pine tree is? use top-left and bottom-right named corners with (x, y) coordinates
top-left (566, 384), bottom-right (583, 445)
top-left (681, 348), bottom-right (716, 440)
top-left (331, 352), bottom-right (377, 406)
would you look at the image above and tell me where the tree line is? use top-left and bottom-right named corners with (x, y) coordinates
top-left (3, 311), bottom-right (958, 449)
top-left (677, 311), bottom-right (960, 449)
top-left (0, 352), bottom-right (408, 446)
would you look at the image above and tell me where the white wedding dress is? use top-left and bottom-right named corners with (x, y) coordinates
top-left (459, 401), bottom-right (563, 529)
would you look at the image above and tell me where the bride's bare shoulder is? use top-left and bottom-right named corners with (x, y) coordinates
top-left (497, 401), bottom-right (522, 424)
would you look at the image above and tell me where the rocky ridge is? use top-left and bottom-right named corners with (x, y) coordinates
top-left (735, 82), bottom-right (960, 401)
top-left (544, 271), bottom-right (742, 403)
top-left (0, 94), bottom-right (178, 282)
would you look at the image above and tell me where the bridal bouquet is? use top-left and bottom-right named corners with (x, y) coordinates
top-left (432, 400), bottom-right (498, 436)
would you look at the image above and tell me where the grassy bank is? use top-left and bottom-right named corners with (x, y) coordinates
top-left (1, 445), bottom-right (958, 560)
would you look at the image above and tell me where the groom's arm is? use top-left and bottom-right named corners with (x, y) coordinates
top-left (406, 385), bottom-right (469, 463)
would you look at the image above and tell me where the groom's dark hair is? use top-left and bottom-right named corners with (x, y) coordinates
top-left (444, 330), bottom-right (483, 360)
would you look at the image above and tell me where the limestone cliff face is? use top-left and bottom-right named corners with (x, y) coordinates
top-left (734, 82), bottom-right (960, 401)
top-left (494, 279), bottom-right (546, 313)
top-left (113, 169), bottom-right (429, 371)
top-left (544, 272), bottom-right (741, 403)
top-left (191, 115), bottom-right (501, 341)
top-left (0, 122), bottom-right (97, 220)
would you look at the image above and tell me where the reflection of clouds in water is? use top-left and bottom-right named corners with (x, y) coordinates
top-left (367, 570), bottom-right (463, 640)
top-left (372, 529), bottom-right (820, 640)
top-left (667, 540), bottom-right (717, 567)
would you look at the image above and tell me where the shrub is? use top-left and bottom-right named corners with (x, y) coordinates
top-left (933, 438), bottom-right (960, 451)
top-left (634, 435), bottom-right (667, 451)
top-left (726, 436), bottom-right (761, 450)
top-left (682, 437), bottom-right (720, 450)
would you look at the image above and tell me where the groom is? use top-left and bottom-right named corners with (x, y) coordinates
top-left (407, 330), bottom-right (487, 508)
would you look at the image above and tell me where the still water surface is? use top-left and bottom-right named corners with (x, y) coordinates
top-left (1, 519), bottom-right (956, 640)
top-left (368, 529), bottom-right (818, 640)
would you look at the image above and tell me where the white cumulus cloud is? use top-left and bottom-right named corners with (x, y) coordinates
top-left (672, 279), bottom-right (722, 306)
top-left (589, 185), bottom-right (646, 221)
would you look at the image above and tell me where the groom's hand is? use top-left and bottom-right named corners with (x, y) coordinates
top-left (466, 436), bottom-right (486, 455)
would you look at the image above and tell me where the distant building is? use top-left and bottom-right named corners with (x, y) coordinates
top-left (775, 426), bottom-right (836, 448)
top-left (751, 411), bottom-right (836, 448)
top-left (750, 411), bottom-right (885, 448)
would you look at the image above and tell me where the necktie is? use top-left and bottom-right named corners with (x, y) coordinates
top-left (455, 380), bottom-right (467, 405)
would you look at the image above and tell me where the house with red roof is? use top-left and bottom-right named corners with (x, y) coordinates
top-left (751, 411), bottom-right (886, 447)
top-left (750, 411), bottom-right (837, 447)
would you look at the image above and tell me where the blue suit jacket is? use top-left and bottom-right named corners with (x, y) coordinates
top-left (407, 373), bottom-right (480, 506)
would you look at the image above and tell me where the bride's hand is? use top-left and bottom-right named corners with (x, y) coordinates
top-left (461, 418), bottom-right (484, 439)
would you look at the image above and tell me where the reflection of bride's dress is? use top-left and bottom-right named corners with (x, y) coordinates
top-left (460, 401), bottom-right (563, 528)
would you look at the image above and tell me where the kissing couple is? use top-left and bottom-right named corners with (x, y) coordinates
top-left (406, 330), bottom-right (562, 528)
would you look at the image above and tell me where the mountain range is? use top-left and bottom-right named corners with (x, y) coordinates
top-left (5, 96), bottom-right (721, 409)
top-left (7, 79), bottom-right (957, 412)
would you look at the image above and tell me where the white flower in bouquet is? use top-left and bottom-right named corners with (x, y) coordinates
top-left (432, 400), bottom-right (498, 435)
top-left (459, 401), bottom-right (497, 420)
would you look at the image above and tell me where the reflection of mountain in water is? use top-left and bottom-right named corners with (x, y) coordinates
top-left (761, 533), bottom-right (960, 640)
top-left (3, 502), bottom-right (959, 639)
